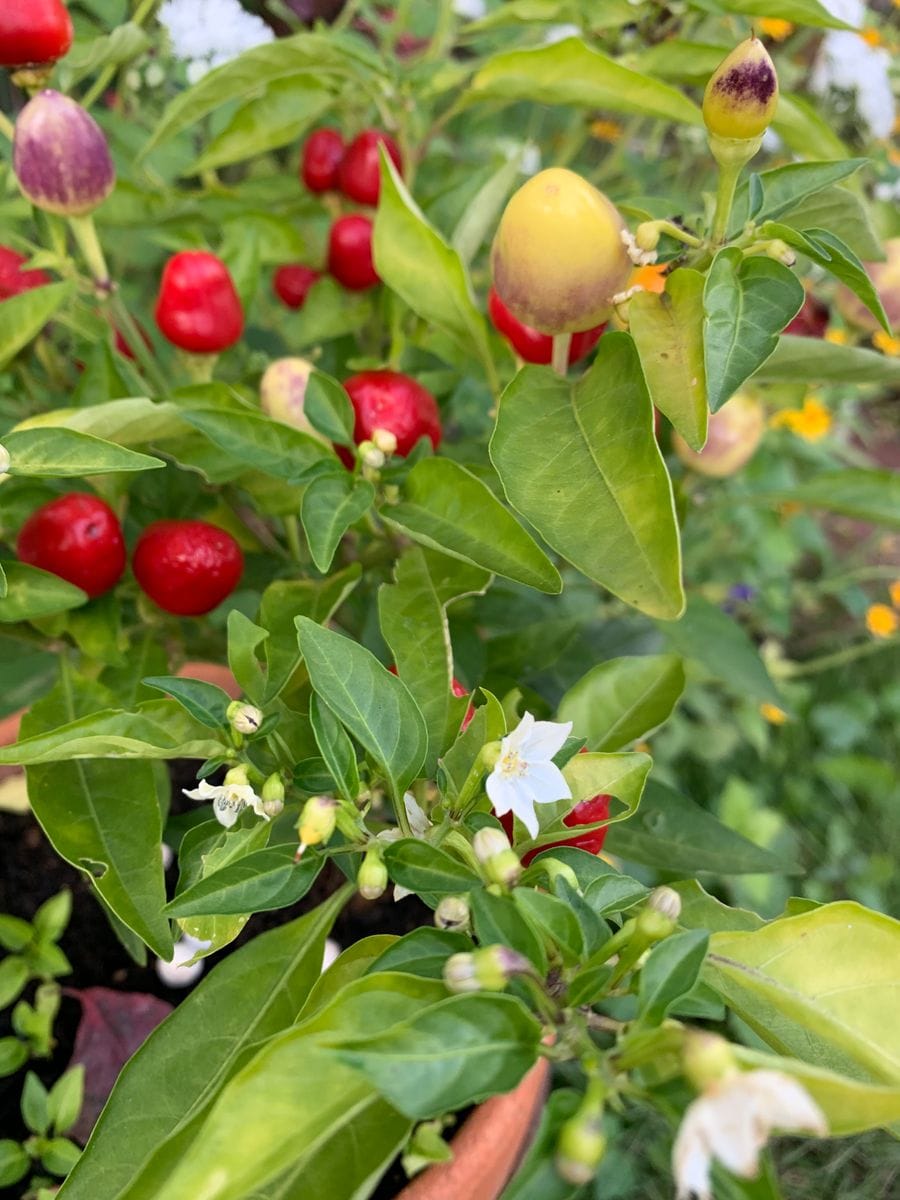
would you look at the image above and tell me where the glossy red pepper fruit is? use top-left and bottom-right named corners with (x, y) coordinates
top-left (301, 128), bottom-right (345, 194)
top-left (272, 264), bottom-right (320, 310)
top-left (0, 245), bottom-right (51, 299)
top-left (0, 0), bottom-right (73, 67)
top-left (488, 288), bottom-right (605, 365)
top-left (132, 520), bottom-right (243, 616)
top-left (343, 370), bottom-right (441, 458)
top-left (499, 793), bottom-right (611, 867)
top-left (338, 130), bottom-right (403, 207)
top-left (327, 215), bottom-right (380, 291)
top-left (784, 292), bottom-right (829, 338)
top-left (16, 493), bottom-right (126, 598)
top-left (154, 251), bottom-right (244, 354)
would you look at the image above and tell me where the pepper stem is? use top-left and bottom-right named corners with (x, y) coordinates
top-left (68, 214), bottom-right (112, 294)
top-left (551, 333), bottom-right (571, 377)
top-left (178, 351), bottom-right (218, 384)
top-left (707, 133), bottom-right (763, 247)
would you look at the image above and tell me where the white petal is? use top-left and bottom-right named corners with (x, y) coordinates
top-left (522, 761), bottom-right (572, 805)
top-left (698, 1086), bottom-right (764, 1179)
top-left (183, 780), bottom-right (218, 802)
top-left (244, 791), bottom-right (270, 821)
top-left (519, 717), bottom-right (572, 762)
top-left (485, 772), bottom-right (517, 817)
top-left (393, 885), bottom-right (413, 902)
top-left (746, 1072), bottom-right (828, 1137)
top-left (672, 1107), bottom-right (713, 1200)
top-left (506, 779), bottom-right (541, 839)
top-left (404, 792), bottom-right (432, 838)
top-left (213, 793), bottom-right (244, 828)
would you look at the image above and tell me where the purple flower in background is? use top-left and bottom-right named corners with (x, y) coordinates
top-left (722, 582), bottom-right (756, 613)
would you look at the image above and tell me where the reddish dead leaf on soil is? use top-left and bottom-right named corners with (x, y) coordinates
top-left (66, 986), bottom-right (172, 1143)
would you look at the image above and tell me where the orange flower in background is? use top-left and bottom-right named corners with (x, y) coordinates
top-left (760, 702), bottom-right (788, 725)
top-left (769, 396), bottom-right (832, 441)
top-left (590, 118), bottom-right (623, 143)
top-left (860, 27), bottom-right (883, 49)
top-left (873, 330), bottom-right (900, 356)
top-left (759, 19), bottom-right (794, 41)
top-left (824, 327), bottom-right (849, 345)
top-left (889, 580), bottom-right (900, 608)
top-left (630, 262), bottom-right (667, 294)
top-left (866, 604), bottom-right (898, 638)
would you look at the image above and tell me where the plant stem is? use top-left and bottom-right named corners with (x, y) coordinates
top-left (283, 515), bottom-right (303, 562)
top-left (81, 0), bottom-right (160, 110)
top-left (551, 333), bottom-right (571, 377)
top-left (710, 158), bottom-right (742, 247)
top-left (108, 291), bottom-right (169, 396)
top-left (778, 639), bottom-right (892, 679)
top-left (178, 350), bottom-right (217, 384)
top-left (68, 215), bottom-right (112, 293)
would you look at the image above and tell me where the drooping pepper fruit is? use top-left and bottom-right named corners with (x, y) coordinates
top-left (703, 36), bottom-right (779, 142)
top-left (132, 520), bottom-right (243, 616)
top-left (491, 168), bottom-right (631, 335)
top-left (154, 251), bottom-right (244, 354)
top-left (0, 245), bottom-right (51, 299)
top-left (338, 129), bottom-right (403, 207)
top-left (327, 215), bottom-right (379, 291)
top-left (260, 356), bottom-right (325, 439)
top-left (17, 493), bottom-right (126, 598)
top-left (300, 128), bottom-right (345, 194)
top-left (13, 90), bottom-right (115, 217)
top-left (488, 288), bottom-right (605, 365)
top-left (0, 0), bottom-right (73, 68)
top-left (272, 264), bottom-right (319, 310)
top-left (343, 370), bottom-right (441, 459)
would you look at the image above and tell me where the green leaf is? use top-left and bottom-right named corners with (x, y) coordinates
top-left (297, 618), bottom-right (428, 800)
top-left (141, 677), bottom-right (231, 731)
top-left (384, 457), bottom-right (560, 594)
top-left (748, 470), bottom-right (900, 530)
top-left (366, 928), bottom-right (473, 980)
top-left (529, 751), bottom-right (651, 845)
top-left (309, 693), bottom-right (360, 805)
top-left (32, 889), bottom-right (72, 943)
top-left (558, 654), bottom-right (685, 752)
top-left (22, 1070), bottom-right (50, 1134)
top-left (0, 957), bottom-right (29, 1008)
top-left (1, 428), bottom-right (163, 477)
top-left (754, 335), bottom-right (900, 385)
top-left (629, 269), bottom-right (708, 450)
top-left (300, 935), bottom-right (399, 1019)
top-left (759, 224), bottom-right (889, 332)
top-left (0, 1140), bottom-right (30, 1188)
top-left (42, 1135), bottom-right (81, 1176)
top-left (731, 159), bottom-right (867, 229)
top-left (711, 0), bottom-right (850, 30)
top-left (499, 1087), bottom-right (582, 1200)
top-left (605, 782), bottom-right (795, 875)
top-left (706, 903), bottom-right (900, 1085)
top-left (637, 930), bottom-right (709, 1027)
top-left (662, 594), bottom-right (782, 705)
top-left (0, 1038), bottom-right (28, 1078)
top-left (59, 890), bottom-right (350, 1200)
top-left (0, 914), bottom-right (33, 952)
top-left (59, 22), bottom-right (150, 88)
top-left (379, 547), bottom-right (489, 772)
top-left (776, 186), bottom-right (883, 261)
top-left (382, 839), bottom-right (481, 896)
top-left (179, 408), bottom-right (334, 485)
top-left (490, 336), bottom-right (684, 619)
top-left (0, 562), bottom-right (87, 624)
top-left (451, 150), bottom-right (525, 266)
top-left (226, 611), bottom-right (268, 706)
top-left (773, 93), bottom-right (849, 163)
top-left (733, 1047), bottom-right (900, 1137)
top-left (672, 880), bottom-right (765, 933)
top-left (191, 76), bottom-right (332, 173)
top-left (258, 565), bottom-right (361, 702)
top-left (143, 31), bottom-right (382, 153)
top-left (513, 888), bottom-right (583, 964)
top-left (21, 678), bottom-right (174, 959)
top-left (466, 37), bottom-right (702, 126)
top-left (165, 845), bottom-right (321, 917)
top-left (470, 889), bottom-right (548, 975)
top-left (704, 249), bottom-right (804, 412)
top-left (303, 370), bottom-right (355, 446)
top-left (0, 699), bottom-right (225, 765)
top-left (0, 282), bottom-right (75, 370)
top-left (300, 471), bottom-right (375, 573)
top-left (374, 153), bottom-right (493, 377)
top-left (47, 1066), bottom-right (84, 1136)
top-left (334, 992), bottom-right (542, 1118)
top-left (12, 396), bottom-right (188, 446)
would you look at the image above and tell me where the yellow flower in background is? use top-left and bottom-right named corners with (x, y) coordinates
top-left (769, 397), bottom-right (832, 441)
top-left (590, 118), bottom-right (623, 143)
top-left (760, 702), bottom-right (788, 725)
top-left (873, 330), bottom-right (900, 356)
top-left (824, 327), bottom-right (849, 345)
top-left (890, 580), bottom-right (900, 608)
top-left (866, 604), bottom-right (898, 638)
top-left (759, 19), bottom-right (795, 41)
top-left (860, 27), bottom-right (884, 49)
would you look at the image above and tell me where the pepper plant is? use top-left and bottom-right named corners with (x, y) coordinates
top-left (0, 4), bottom-right (898, 1199)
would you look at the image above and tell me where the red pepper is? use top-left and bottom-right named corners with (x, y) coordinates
top-left (327, 215), bottom-right (380, 291)
top-left (488, 288), bottom-right (605, 366)
top-left (338, 130), bottom-right (403, 207)
top-left (301, 128), bottom-right (345, 194)
top-left (132, 520), bottom-right (243, 616)
top-left (17, 493), bottom-right (126, 598)
top-left (0, 0), bottom-right (73, 68)
top-left (272, 264), bottom-right (320, 310)
top-left (0, 245), bottom-right (51, 299)
top-left (343, 369), bottom-right (441, 459)
top-left (154, 251), bottom-right (244, 354)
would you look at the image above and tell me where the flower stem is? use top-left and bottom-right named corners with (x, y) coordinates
top-left (710, 158), bottom-right (742, 247)
top-left (178, 350), bottom-right (218, 384)
top-left (68, 214), bottom-right (112, 294)
top-left (551, 333), bottom-right (571, 377)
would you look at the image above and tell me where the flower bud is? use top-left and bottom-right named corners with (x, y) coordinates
top-left (297, 795), bottom-right (337, 848)
top-left (227, 701), bottom-right (263, 736)
top-left (371, 427), bottom-right (398, 455)
top-left (673, 392), bottom-right (765, 478)
top-left (634, 222), bottom-right (661, 252)
top-left (434, 895), bottom-right (471, 932)
top-left (358, 440), bottom-right (386, 469)
top-left (682, 1031), bottom-right (738, 1091)
top-left (473, 826), bottom-right (522, 889)
top-left (444, 945), bottom-right (531, 993)
top-left (764, 239), bottom-right (796, 267)
top-left (260, 773), bottom-right (285, 818)
top-left (703, 36), bottom-right (778, 142)
top-left (14, 91), bottom-right (115, 217)
top-left (491, 168), bottom-right (632, 335)
top-left (555, 1110), bottom-right (606, 1185)
top-left (260, 357), bottom-right (322, 437)
top-left (443, 952), bottom-right (480, 993)
top-left (357, 845), bottom-right (388, 900)
top-left (223, 764), bottom-right (250, 789)
top-left (647, 885), bottom-right (682, 923)
top-left (0, 444), bottom-right (9, 475)
top-left (636, 891), bottom-right (679, 943)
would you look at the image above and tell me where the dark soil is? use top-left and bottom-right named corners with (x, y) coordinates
top-left (0, 762), bottom-right (431, 1193)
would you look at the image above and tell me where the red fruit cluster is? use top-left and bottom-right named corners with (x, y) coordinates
top-left (488, 288), bottom-right (605, 366)
top-left (17, 497), bottom-right (243, 616)
top-left (343, 370), bottom-right (442, 460)
top-left (154, 251), bottom-right (243, 354)
top-left (0, 245), bottom-right (50, 299)
top-left (499, 793), bottom-right (611, 867)
top-left (0, 0), bottom-right (73, 68)
top-left (297, 127), bottom-right (404, 294)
